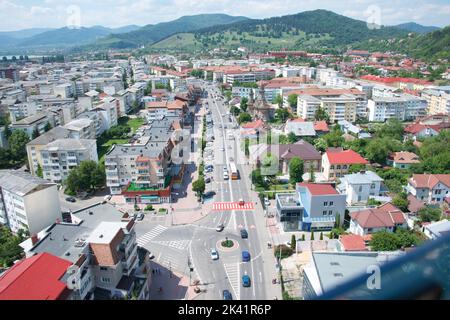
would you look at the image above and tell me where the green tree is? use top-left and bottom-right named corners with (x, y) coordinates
top-left (8, 130), bottom-right (29, 163)
top-left (287, 94), bottom-right (298, 109)
top-left (36, 164), bottom-right (43, 178)
top-left (369, 230), bottom-right (399, 251)
top-left (192, 177), bottom-right (206, 197)
top-left (244, 138), bottom-right (250, 157)
top-left (230, 106), bottom-right (241, 116)
top-left (418, 206), bottom-right (442, 223)
top-left (323, 126), bottom-right (344, 148)
top-left (275, 107), bottom-right (290, 122)
top-left (272, 94), bottom-right (283, 107)
top-left (392, 192), bottom-right (409, 212)
top-left (287, 132), bottom-right (298, 144)
top-left (314, 137), bottom-right (327, 152)
top-left (348, 164), bottom-right (367, 173)
top-left (289, 157), bottom-right (304, 185)
top-left (0, 225), bottom-right (25, 267)
top-left (238, 112), bottom-right (252, 124)
top-left (335, 213), bottom-right (341, 228)
top-left (240, 97), bottom-right (248, 112)
top-left (309, 166), bottom-right (315, 182)
top-left (290, 235), bottom-right (296, 251)
top-left (365, 137), bottom-right (401, 165)
top-left (320, 232), bottom-right (323, 240)
top-left (314, 106), bottom-right (330, 122)
top-left (65, 160), bottom-right (105, 193)
top-left (301, 234), bottom-right (305, 241)
top-left (310, 232), bottom-right (315, 241)
top-left (32, 127), bottom-right (40, 139)
top-left (44, 122), bottom-right (52, 132)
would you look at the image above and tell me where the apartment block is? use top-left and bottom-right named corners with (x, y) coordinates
top-left (368, 94), bottom-right (427, 122)
top-left (19, 203), bottom-right (152, 300)
top-left (40, 139), bottom-right (98, 184)
top-left (322, 148), bottom-right (369, 181)
top-left (0, 170), bottom-right (61, 234)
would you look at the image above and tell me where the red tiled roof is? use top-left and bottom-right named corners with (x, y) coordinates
top-left (314, 121), bottom-right (329, 132)
top-left (350, 203), bottom-right (406, 228)
top-left (340, 235), bottom-right (368, 251)
top-left (241, 119), bottom-right (265, 129)
top-left (297, 183), bottom-right (339, 195)
top-left (0, 253), bottom-right (71, 300)
top-left (360, 75), bottom-right (432, 85)
top-left (325, 149), bottom-right (368, 165)
top-left (389, 151), bottom-right (420, 164)
top-left (408, 174), bottom-right (450, 189)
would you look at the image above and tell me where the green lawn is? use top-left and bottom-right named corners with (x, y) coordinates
top-left (98, 138), bottom-right (129, 163)
top-left (118, 116), bottom-right (145, 133)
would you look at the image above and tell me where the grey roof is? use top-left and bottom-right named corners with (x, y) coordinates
top-left (0, 170), bottom-right (56, 196)
top-left (340, 171), bottom-right (383, 185)
top-left (312, 252), bottom-right (380, 293)
top-left (12, 112), bottom-right (47, 125)
top-left (30, 203), bottom-right (127, 262)
top-left (285, 121), bottom-right (316, 136)
top-left (425, 220), bottom-right (450, 237)
top-left (41, 138), bottom-right (96, 151)
top-left (26, 126), bottom-right (71, 146)
top-left (106, 140), bottom-right (164, 158)
top-left (63, 118), bottom-right (93, 130)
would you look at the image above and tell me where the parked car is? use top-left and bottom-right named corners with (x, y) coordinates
top-left (65, 197), bottom-right (76, 203)
top-left (222, 290), bottom-right (233, 300)
top-left (242, 275), bottom-right (251, 287)
top-left (210, 248), bottom-right (219, 260)
top-left (205, 177), bottom-right (211, 184)
top-left (216, 223), bottom-right (225, 232)
top-left (223, 172), bottom-right (229, 180)
top-left (240, 229), bottom-right (248, 239)
top-left (239, 198), bottom-right (245, 205)
top-left (137, 213), bottom-right (145, 221)
top-left (203, 191), bottom-right (216, 199)
top-left (242, 251), bottom-right (250, 262)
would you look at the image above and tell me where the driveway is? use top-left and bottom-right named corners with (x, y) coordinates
top-left (59, 187), bottom-right (110, 212)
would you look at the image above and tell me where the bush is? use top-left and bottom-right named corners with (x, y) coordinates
top-left (134, 204), bottom-right (140, 211)
top-left (145, 205), bottom-right (154, 211)
top-left (274, 244), bottom-right (293, 260)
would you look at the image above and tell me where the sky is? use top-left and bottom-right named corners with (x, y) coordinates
top-left (0, 0), bottom-right (449, 31)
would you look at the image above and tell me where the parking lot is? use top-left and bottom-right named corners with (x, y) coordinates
top-left (58, 187), bottom-right (110, 212)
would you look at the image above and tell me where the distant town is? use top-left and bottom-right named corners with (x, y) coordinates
top-left (0, 9), bottom-right (449, 302)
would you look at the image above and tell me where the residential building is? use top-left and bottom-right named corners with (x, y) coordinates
top-left (406, 174), bottom-right (450, 204)
top-left (26, 126), bottom-right (74, 176)
top-left (63, 118), bottom-right (96, 140)
top-left (337, 234), bottom-right (368, 252)
top-left (10, 113), bottom-right (51, 139)
top-left (0, 170), bottom-right (61, 234)
top-left (338, 120), bottom-right (371, 139)
top-left (349, 203), bottom-right (407, 236)
top-left (284, 119), bottom-right (316, 137)
top-left (404, 114), bottom-right (450, 140)
top-left (0, 252), bottom-right (72, 300)
top-left (275, 183), bottom-right (346, 231)
top-left (337, 171), bottom-right (387, 205)
top-left (321, 148), bottom-right (369, 181)
top-left (422, 220), bottom-right (450, 239)
top-left (20, 203), bottom-right (152, 300)
top-left (302, 251), bottom-right (402, 299)
top-left (0, 68), bottom-right (19, 82)
top-left (422, 89), bottom-right (450, 115)
top-left (387, 151), bottom-right (420, 169)
top-left (40, 139), bottom-right (98, 184)
top-left (251, 140), bottom-right (322, 173)
top-left (104, 120), bottom-right (180, 202)
top-left (368, 95), bottom-right (427, 122)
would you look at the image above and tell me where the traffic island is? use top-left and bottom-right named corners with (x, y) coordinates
top-left (217, 238), bottom-right (239, 252)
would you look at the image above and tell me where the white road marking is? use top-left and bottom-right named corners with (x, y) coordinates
top-left (151, 240), bottom-right (191, 251)
top-left (137, 225), bottom-right (167, 247)
top-left (224, 262), bottom-right (240, 300)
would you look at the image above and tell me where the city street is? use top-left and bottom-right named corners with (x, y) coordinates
top-left (132, 82), bottom-right (281, 300)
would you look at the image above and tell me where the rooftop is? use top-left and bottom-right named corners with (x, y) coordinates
top-left (297, 183), bottom-right (339, 196)
top-left (0, 170), bottom-right (56, 197)
top-left (0, 252), bottom-right (71, 300)
top-left (325, 149), bottom-right (369, 165)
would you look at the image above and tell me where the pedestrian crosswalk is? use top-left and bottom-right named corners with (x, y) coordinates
top-left (224, 263), bottom-right (240, 300)
top-left (137, 225), bottom-right (167, 247)
top-left (152, 240), bottom-right (191, 251)
top-left (157, 250), bottom-right (186, 275)
top-left (212, 202), bottom-right (254, 211)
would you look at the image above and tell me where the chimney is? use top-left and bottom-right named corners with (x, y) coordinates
top-left (31, 234), bottom-right (39, 245)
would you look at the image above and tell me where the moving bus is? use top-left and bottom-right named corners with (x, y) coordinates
top-left (229, 162), bottom-right (239, 180)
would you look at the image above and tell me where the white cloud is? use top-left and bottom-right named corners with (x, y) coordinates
top-left (0, 0), bottom-right (447, 31)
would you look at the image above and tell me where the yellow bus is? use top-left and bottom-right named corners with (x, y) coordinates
top-left (229, 162), bottom-right (239, 180)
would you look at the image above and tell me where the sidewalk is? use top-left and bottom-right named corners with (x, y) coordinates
top-left (148, 261), bottom-right (201, 300)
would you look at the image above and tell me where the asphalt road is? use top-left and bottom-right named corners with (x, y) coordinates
top-left (134, 83), bottom-right (274, 300)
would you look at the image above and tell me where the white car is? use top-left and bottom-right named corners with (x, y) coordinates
top-left (210, 249), bottom-right (219, 260)
top-left (223, 172), bottom-right (229, 180)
